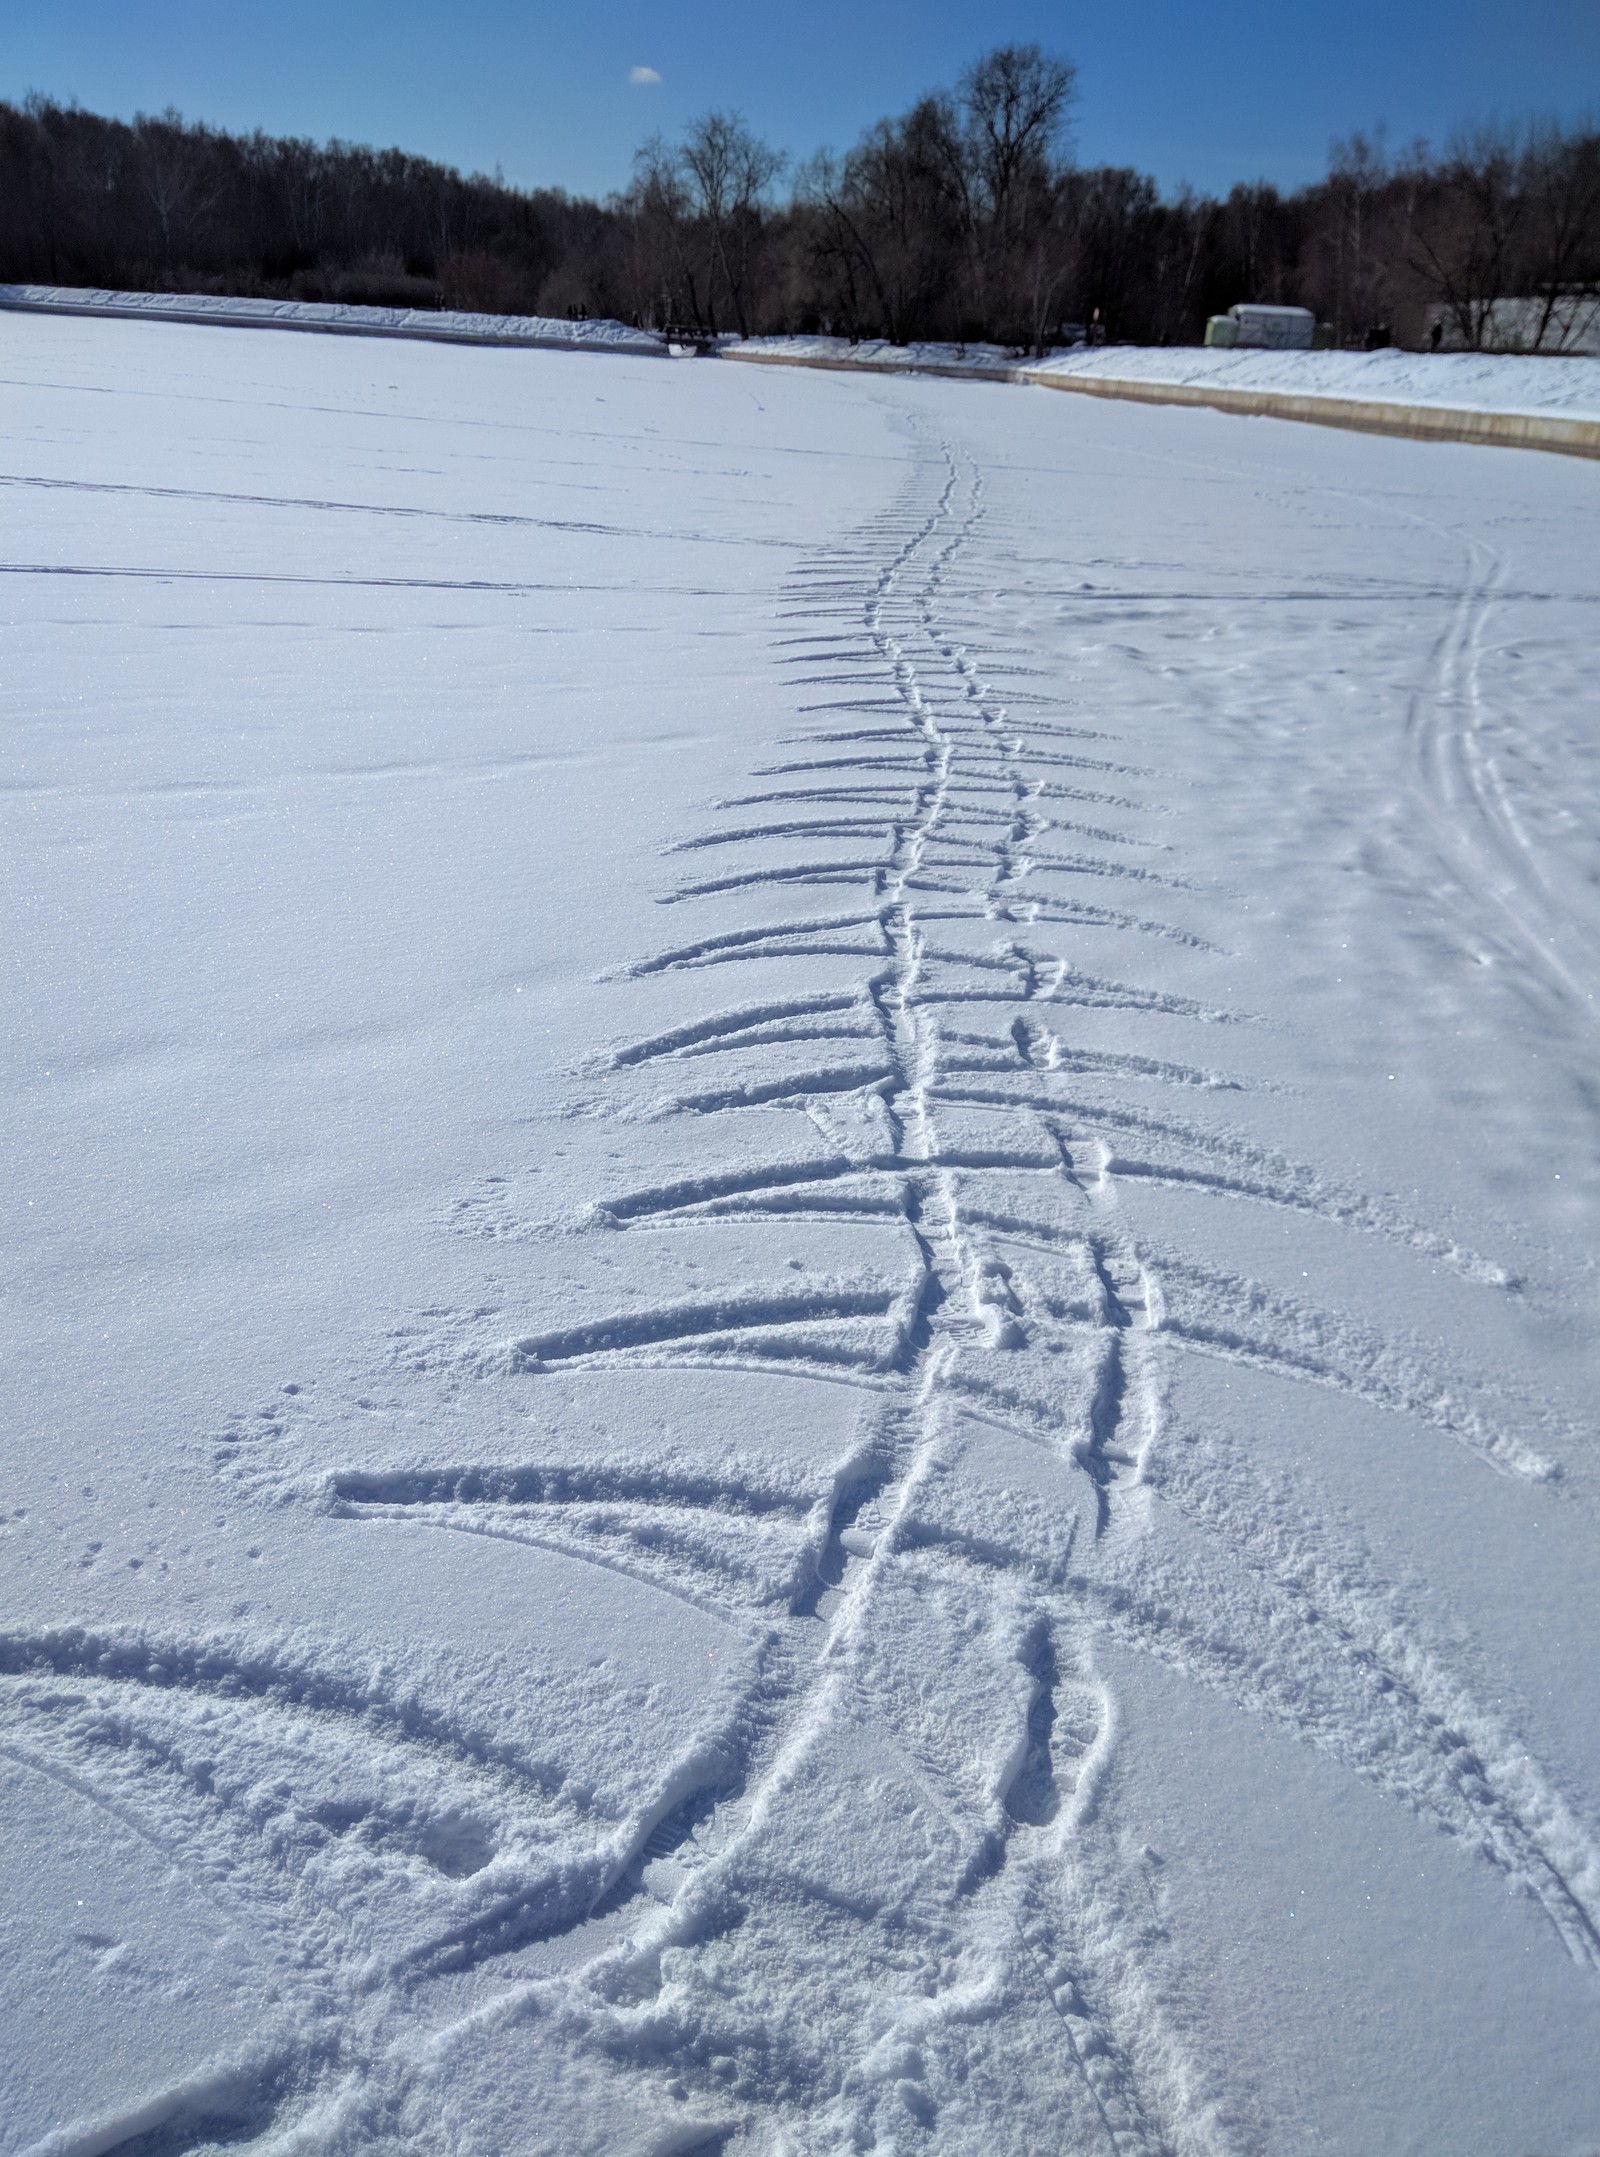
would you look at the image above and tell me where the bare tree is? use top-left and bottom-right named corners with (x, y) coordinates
top-left (798, 100), bottom-right (965, 342)
top-left (132, 109), bottom-right (226, 268)
top-left (625, 134), bottom-right (702, 327)
top-left (1521, 119), bottom-right (1600, 349)
top-left (1409, 122), bottom-right (1528, 347)
top-left (948, 49), bottom-right (1076, 346)
top-left (961, 45), bottom-right (1075, 237)
top-left (677, 111), bottom-right (784, 335)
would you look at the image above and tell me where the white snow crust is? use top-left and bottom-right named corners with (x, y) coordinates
top-left (734, 332), bottom-right (1600, 420)
top-left (4, 308), bottom-right (1600, 2156)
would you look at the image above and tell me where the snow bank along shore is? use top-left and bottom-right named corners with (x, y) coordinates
top-left (727, 334), bottom-right (1600, 457)
top-left (0, 280), bottom-right (665, 355)
top-left (4, 306), bottom-right (1600, 2156)
top-left (5, 283), bottom-right (1599, 453)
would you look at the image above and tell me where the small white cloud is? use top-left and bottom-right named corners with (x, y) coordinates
top-left (629, 65), bottom-right (662, 85)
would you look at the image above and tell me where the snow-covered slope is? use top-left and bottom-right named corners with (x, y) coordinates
top-left (732, 331), bottom-right (1600, 422)
top-left (1028, 337), bottom-right (1600, 418)
top-left (4, 310), bottom-right (1600, 2156)
top-left (0, 281), bottom-right (665, 354)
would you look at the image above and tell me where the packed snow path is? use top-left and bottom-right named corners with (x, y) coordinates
top-left (4, 315), bottom-right (1600, 2156)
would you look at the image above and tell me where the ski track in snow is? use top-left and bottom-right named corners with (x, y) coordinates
top-left (7, 387), bottom-right (1600, 2157)
top-left (1403, 531), bottom-right (1600, 1030)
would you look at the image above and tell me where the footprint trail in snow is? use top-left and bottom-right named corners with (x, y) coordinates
top-left (7, 356), bottom-right (1600, 2157)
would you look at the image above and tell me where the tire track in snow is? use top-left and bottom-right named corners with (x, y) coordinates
top-left (1370, 502), bottom-right (1600, 1032)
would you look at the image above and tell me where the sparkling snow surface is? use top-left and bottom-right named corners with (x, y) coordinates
top-left (4, 313), bottom-right (1600, 2157)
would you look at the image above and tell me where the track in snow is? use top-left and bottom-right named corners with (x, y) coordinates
top-left (7, 412), bottom-right (1598, 2157)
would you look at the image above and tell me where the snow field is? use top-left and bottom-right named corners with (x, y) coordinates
top-left (4, 311), bottom-right (1600, 2156)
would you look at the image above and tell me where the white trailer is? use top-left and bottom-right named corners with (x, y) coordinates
top-left (1205, 303), bottom-right (1317, 350)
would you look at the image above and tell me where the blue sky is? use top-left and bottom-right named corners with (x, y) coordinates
top-left (2, 0), bottom-right (1593, 201)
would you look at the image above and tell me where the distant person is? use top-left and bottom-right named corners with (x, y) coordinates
top-left (1430, 320), bottom-right (1444, 352)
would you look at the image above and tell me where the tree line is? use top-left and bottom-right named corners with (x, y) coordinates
top-left (2, 53), bottom-right (1596, 350)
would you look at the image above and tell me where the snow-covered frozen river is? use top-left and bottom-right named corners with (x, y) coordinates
top-left (5, 313), bottom-right (1600, 2157)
